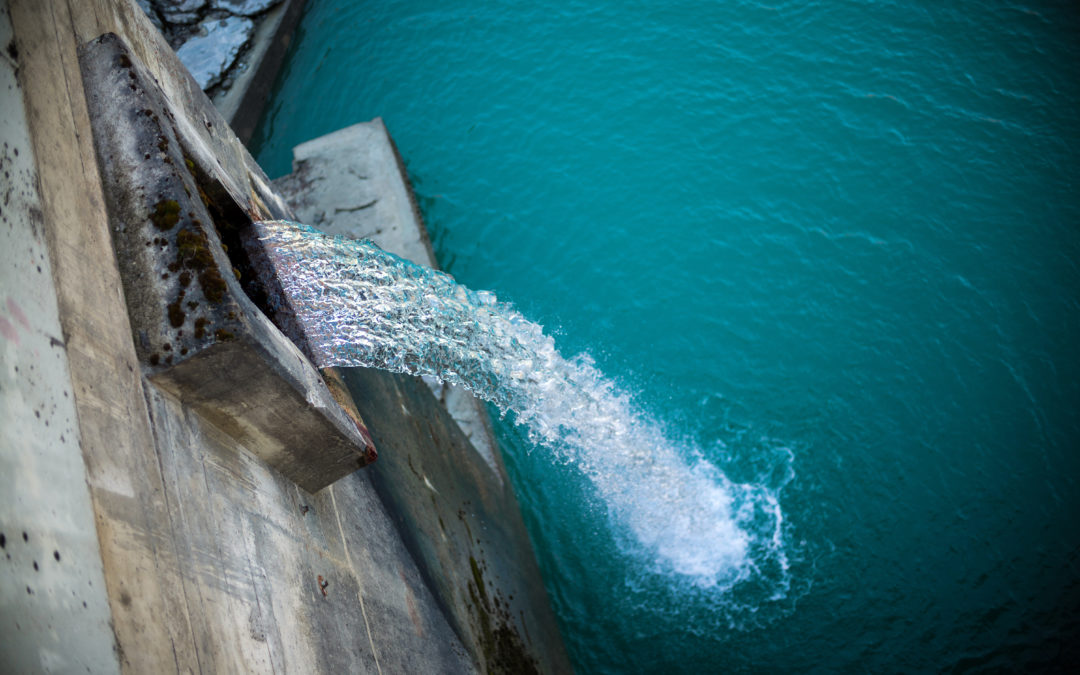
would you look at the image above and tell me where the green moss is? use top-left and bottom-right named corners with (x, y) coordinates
top-left (199, 267), bottom-right (226, 303)
top-left (150, 199), bottom-right (180, 230)
top-left (466, 555), bottom-right (540, 674)
top-left (175, 229), bottom-right (226, 302)
top-left (470, 556), bottom-right (489, 609)
top-left (166, 300), bottom-right (185, 328)
top-left (175, 228), bottom-right (213, 268)
top-left (214, 329), bottom-right (235, 342)
top-left (194, 317), bottom-right (209, 340)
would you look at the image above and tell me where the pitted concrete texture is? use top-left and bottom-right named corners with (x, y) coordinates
top-left (0, 5), bottom-right (119, 671)
top-left (275, 120), bottom-right (439, 269)
top-left (275, 120), bottom-right (503, 479)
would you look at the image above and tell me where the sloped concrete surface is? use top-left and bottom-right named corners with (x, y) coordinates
top-left (141, 384), bottom-right (476, 673)
top-left (347, 367), bottom-right (573, 675)
top-left (0, 5), bottom-right (120, 672)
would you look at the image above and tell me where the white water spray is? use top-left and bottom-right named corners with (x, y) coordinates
top-left (257, 220), bottom-right (790, 589)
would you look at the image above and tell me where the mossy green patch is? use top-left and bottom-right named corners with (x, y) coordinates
top-left (466, 554), bottom-right (540, 674)
top-left (175, 228), bottom-right (214, 268)
top-left (174, 227), bottom-right (228, 302)
top-left (470, 556), bottom-right (489, 609)
top-left (167, 300), bottom-right (185, 328)
top-left (199, 267), bottom-right (227, 303)
top-left (150, 199), bottom-right (180, 230)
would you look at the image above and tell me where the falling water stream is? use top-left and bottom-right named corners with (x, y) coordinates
top-left (257, 219), bottom-right (792, 592)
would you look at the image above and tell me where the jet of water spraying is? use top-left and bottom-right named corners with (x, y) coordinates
top-left (255, 219), bottom-right (790, 589)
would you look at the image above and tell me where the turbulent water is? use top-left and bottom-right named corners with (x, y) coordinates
top-left (259, 219), bottom-right (790, 589)
top-left (254, 1), bottom-right (1080, 671)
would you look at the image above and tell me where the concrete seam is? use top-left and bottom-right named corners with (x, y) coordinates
top-left (145, 386), bottom-right (208, 675)
top-left (240, 519), bottom-right (280, 675)
top-left (328, 484), bottom-right (383, 675)
top-left (29, 2), bottom-right (200, 670)
top-left (54, 1), bottom-right (94, 188)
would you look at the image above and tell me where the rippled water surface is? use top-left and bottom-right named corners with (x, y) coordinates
top-left (253, 1), bottom-right (1080, 671)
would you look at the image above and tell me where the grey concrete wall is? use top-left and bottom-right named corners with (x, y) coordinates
top-left (1, 0), bottom-right (570, 672)
top-left (0, 5), bottom-right (120, 672)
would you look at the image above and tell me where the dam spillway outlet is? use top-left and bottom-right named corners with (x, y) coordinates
top-left (78, 32), bottom-right (375, 492)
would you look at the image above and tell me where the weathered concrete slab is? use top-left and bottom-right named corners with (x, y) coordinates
top-left (0, 4), bottom-right (119, 671)
top-left (346, 367), bottom-right (572, 675)
top-left (275, 119), bottom-right (502, 477)
top-left (7, 1), bottom-right (474, 670)
top-left (275, 120), bottom-right (438, 266)
top-left (6, 1), bottom-right (569, 672)
top-left (142, 384), bottom-right (476, 674)
top-left (8, 1), bottom-right (206, 670)
top-left (79, 32), bottom-right (375, 492)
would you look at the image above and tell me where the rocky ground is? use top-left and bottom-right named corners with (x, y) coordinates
top-left (137, 0), bottom-right (284, 93)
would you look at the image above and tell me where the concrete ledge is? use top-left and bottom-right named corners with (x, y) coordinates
top-left (80, 32), bottom-right (375, 492)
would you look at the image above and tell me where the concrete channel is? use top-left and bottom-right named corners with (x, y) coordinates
top-left (0, 1), bottom-right (571, 672)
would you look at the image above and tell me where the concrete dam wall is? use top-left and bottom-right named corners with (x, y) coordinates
top-left (0, 0), bottom-right (570, 672)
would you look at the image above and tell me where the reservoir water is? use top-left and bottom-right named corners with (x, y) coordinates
top-left (252, 1), bottom-right (1080, 671)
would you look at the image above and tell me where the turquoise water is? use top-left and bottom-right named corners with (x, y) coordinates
top-left (253, 1), bottom-right (1080, 671)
